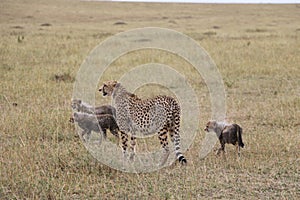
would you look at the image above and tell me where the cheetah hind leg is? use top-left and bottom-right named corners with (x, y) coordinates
top-left (158, 127), bottom-right (170, 166)
top-left (236, 144), bottom-right (241, 159)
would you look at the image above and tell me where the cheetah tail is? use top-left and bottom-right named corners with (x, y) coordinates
top-left (237, 125), bottom-right (244, 148)
top-left (174, 136), bottom-right (187, 164)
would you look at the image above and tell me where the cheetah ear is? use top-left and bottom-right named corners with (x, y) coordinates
top-left (111, 80), bottom-right (118, 87)
top-left (115, 82), bottom-right (120, 88)
top-left (78, 99), bottom-right (82, 104)
top-left (106, 80), bottom-right (119, 88)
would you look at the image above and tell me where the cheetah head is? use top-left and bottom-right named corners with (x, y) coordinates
top-left (204, 120), bottom-right (217, 132)
top-left (71, 99), bottom-right (82, 111)
top-left (99, 80), bottom-right (118, 96)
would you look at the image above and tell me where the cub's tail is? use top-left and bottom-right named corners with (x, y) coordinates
top-left (236, 124), bottom-right (244, 148)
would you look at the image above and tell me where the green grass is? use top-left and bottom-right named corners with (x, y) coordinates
top-left (0, 1), bottom-right (299, 199)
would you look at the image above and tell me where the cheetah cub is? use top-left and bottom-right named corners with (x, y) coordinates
top-left (71, 99), bottom-right (116, 118)
top-left (73, 112), bottom-right (119, 142)
top-left (204, 120), bottom-right (245, 157)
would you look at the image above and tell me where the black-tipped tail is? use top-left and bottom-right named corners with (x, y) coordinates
top-left (178, 155), bottom-right (187, 164)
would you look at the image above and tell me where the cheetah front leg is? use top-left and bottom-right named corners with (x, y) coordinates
top-left (119, 131), bottom-right (129, 160)
top-left (216, 140), bottom-right (226, 157)
top-left (81, 129), bottom-right (91, 142)
top-left (129, 135), bottom-right (136, 161)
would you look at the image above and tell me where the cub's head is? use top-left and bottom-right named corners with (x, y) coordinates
top-left (204, 120), bottom-right (217, 132)
top-left (99, 80), bottom-right (119, 97)
top-left (71, 99), bottom-right (82, 111)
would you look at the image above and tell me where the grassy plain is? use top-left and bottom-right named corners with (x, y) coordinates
top-left (0, 0), bottom-right (299, 199)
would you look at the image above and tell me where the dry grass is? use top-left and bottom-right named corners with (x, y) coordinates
top-left (0, 0), bottom-right (299, 199)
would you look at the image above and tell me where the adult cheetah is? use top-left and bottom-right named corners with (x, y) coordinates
top-left (99, 80), bottom-right (187, 165)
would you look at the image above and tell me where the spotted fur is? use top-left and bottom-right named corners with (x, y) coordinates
top-left (99, 80), bottom-right (187, 165)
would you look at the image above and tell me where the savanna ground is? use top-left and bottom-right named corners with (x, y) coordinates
top-left (0, 0), bottom-right (299, 199)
